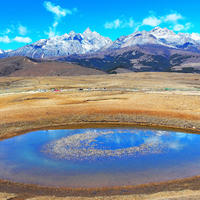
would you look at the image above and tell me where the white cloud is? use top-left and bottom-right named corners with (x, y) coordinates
top-left (184, 22), bottom-right (192, 30)
top-left (173, 22), bottom-right (192, 31)
top-left (44, 1), bottom-right (77, 38)
top-left (105, 19), bottom-right (121, 29)
top-left (164, 13), bottom-right (183, 23)
top-left (128, 18), bottom-right (134, 28)
top-left (167, 141), bottom-right (185, 150)
top-left (0, 24), bottom-right (33, 45)
top-left (0, 36), bottom-right (11, 43)
top-left (13, 36), bottom-right (32, 43)
top-left (18, 25), bottom-right (27, 36)
top-left (104, 12), bottom-right (192, 33)
top-left (0, 35), bottom-right (32, 44)
top-left (104, 18), bottom-right (135, 29)
top-left (5, 29), bottom-right (11, 34)
top-left (140, 12), bottom-right (192, 32)
top-left (191, 33), bottom-right (200, 41)
top-left (0, 28), bottom-right (13, 36)
top-left (173, 24), bottom-right (184, 31)
top-left (44, 1), bottom-right (68, 17)
top-left (45, 29), bottom-right (56, 38)
top-left (142, 16), bottom-right (161, 27)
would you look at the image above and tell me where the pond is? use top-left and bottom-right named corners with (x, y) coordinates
top-left (0, 128), bottom-right (200, 188)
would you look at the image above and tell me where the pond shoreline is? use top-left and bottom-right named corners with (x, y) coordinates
top-left (1, 112), bottom-right (200, 198)
top-left (1, 122), bottom-right (200, 198)
top-left (1, 115), bottom-right (200, 141)
top-left (1, 174), bottom-right (200, 198)
top-left (0, 73), bottom-right (200, 199)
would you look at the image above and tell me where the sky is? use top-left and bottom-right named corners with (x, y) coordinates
top-left (1, 0), bottom-right (200, 50)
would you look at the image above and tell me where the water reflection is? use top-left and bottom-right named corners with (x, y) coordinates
top-left (0, 128), bottom-right (199, 188)
top-left (43, 129), bottom-right (192, 161)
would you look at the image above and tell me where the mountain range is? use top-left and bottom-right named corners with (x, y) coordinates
top-left (1, 27), bottom-right (200, 75)
top-left (2, 28), bottom-right (112, 59)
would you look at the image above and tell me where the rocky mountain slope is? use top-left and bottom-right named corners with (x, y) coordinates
top-left (1, 27), bottom-right (200, 74)
top-left (62, 44), bottom-right (200, 73)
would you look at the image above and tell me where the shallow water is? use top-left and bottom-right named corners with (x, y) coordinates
top-left (0, 128), bottom-right (200, 188)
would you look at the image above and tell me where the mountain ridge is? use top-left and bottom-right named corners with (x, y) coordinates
top-left (1, 27), bottom-right (200, 75)
top-left (106, 27), bottom-right (200, 52)
top-left (60, 44), bottom-right (200, 73)
top-left (3, 27), bottom-right (200, 59)
top-left (4, 28), bottom-right (112, 59)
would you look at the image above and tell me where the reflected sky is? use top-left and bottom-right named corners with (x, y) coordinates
top-left (0, 128), bottom-right (200, 188)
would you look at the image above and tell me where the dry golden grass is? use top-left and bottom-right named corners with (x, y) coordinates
top-left (0, 72), bottom-right (200, 199)
top-left (0, 72), bottom-right (200, 139)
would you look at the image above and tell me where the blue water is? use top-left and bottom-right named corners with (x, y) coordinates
top-left (91, 132), bottom-right (144, 150)
top-left (0, 128), bottom-right (200, 188)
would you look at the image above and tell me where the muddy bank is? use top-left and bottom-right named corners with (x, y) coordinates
top-left (1, 112), bottom-right (200, 140)
top-left (2, 175), bottom-right (200, 198)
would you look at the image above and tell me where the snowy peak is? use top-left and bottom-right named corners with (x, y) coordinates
top-left (150, 27), bottom-right (178, 42)
top-left (83, 28), bottom-right (101, 38)
top-left (0, 49), bottom-right (4, 54)
top-left (68, 30), bottom-right (77, 38)
top-left (83, 27), bottom-right (93, 34)
top-left (4, 27), bottom-right (200, 59)
top-left (108, 27), bottom-right (200, 51)
top-left (150, 27), bottom-right (175, 36)
top-left (7, 28), bottom-right (112, 59)
top-left (150, 27), bottom-right (200, 47)
top-left (190, 33), bottom-right (200, 41)
top-left (109, 28), bottom-right (163, 49)
top-left (0, 49), bottom-right (5, 58)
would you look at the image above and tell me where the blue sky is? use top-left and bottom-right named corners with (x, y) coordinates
top-left (1, 0), bottom-right (200, 50)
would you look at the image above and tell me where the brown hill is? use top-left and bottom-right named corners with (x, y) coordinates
top-left (0, 56), bottom-right (106, 77)
top-left (62, 45), bottom-right (200, 73)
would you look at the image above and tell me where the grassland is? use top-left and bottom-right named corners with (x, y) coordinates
top-left (0, 72), bottom-right (200, 199)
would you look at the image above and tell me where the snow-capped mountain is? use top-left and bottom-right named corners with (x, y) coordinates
top-left (2, 27), bottom-right (200, 75)
top-left (151, 27), bottom-right (200, 48)
top-left (61, 27), bottom-right (200, 74)
top-left (107, 27), bottom-right (200, 51)
top-left (4, 49), bottom-right (12, 53)
top-left (0, 49), bottom-right (5, 58)
top-left (6, 28), bottom-right (112, 59)
top-left (3, 27), bottom-right (200, 60)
